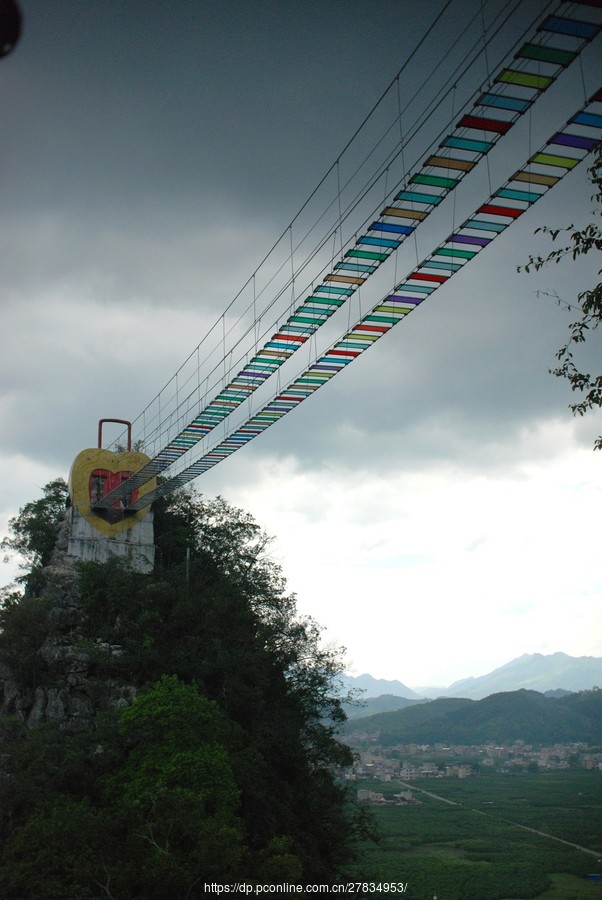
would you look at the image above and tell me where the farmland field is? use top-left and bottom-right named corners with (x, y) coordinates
top-left (346, 771), bottom-right (602, 899)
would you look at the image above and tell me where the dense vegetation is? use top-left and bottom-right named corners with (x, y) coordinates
top-left (1, 477), bottom-right (69, 592)
top-left (343, 688), bottom-right (602, 745)
top-left (0, 485), bottom-right (366, 897)
top-left (350, 771), bottom-right (602, 899)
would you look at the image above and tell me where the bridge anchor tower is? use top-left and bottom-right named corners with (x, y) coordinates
top-left (66, 420), bottom-right (156, 573)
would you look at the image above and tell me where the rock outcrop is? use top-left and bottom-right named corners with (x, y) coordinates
top-left (0, 511), bottom-right (137, 732)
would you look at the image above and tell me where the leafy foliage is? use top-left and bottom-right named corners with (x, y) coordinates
top-left (521, 147), bottom-right (602, 449)
top-left (0, 588), bottom-right (52, 684)
top-left (1, 478), bottom-right (69, 591)
top-left (0, 486), bottom-right (363, 896)
top-left (106, 676), bottom-right (246, 895)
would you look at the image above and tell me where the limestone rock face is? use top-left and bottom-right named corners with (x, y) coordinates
top-left (0, 513), bottom-right (137, 732)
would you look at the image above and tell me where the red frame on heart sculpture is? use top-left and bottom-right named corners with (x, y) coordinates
top-left (89, 468), bottom-right (139, 507)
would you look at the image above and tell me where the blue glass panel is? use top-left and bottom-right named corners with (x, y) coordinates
top-left (539, 16), bottom-right (600, 39)
top-left (395, 190), bottom-right (442, 204)
top-left (358, 235), bottom-right (401, 248)
top-left (335, 262), bottom-right (377, 273)
top-left (479, 93), bottom-right (531, 112)
top-left (442, 135), bottom-right (493, 153)
top-left (496, 188), bottom-right (540, 202)
top-left (571, 112), bottom-right (602, 128)
top-left (369, 221), bottom-right (414, 234)
top-left (422, 259), bottom-right (463, 270)
top-left (313, 285), bottom-right (354, 294)
top-left (464, 219), bottom-right (506, 233)
top-left (395, 283), bottom-right (436, 293)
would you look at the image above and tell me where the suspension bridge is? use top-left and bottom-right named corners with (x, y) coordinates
top-left (66, 0), bottom-right (602, 571)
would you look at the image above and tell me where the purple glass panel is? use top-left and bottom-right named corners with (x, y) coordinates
top-left (449, 233), bottom-right (492, 246)
top-left (551, 132), bottom-right (598, 150)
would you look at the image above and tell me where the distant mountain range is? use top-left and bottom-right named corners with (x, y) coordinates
top-left (343, 694), bottom-right (425, 720)
top-left (416, 653), bottom-right (602, 699)
top-left (343, 653), bottom-right (602, 711)
top-left (339, 674), bottom-right (424, 719)
top-left (341, 673), bottom-right (422, 700)
top-left (342, 688), bottom-right (602, 746)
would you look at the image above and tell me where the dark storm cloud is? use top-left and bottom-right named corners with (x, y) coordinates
top-left (2, 0), bottom-right (457, 317)
top-left (4, 1), bottom-right (448, 219)
top-left (1, 0), bottom-right (599, 472)
top-left (2, 1), bottom-right (601, 681)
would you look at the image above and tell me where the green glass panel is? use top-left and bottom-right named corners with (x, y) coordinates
top-left (296, 307), bottom-right (334, 317)
top-left (364, 315), bottom-right (401, 323)
top-left (410, 173), bottom-right (459, 189)
top-left (305, 295), bottom-right (345, 305)
top-left (434, 247), bottom-right (477, 259)
top-left (423, 259), bottom-right (464, 268)
top-left (346, 249), bottom-right (388, 261)
top-left (516, 43), bottom-right (575, 66)
top-left (289, 315), bottom-right (327, 325)
top-left (497, 69), bottom-right (553, 90)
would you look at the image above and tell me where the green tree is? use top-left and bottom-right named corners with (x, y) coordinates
top-left (106, 676), bottom-right (246, 896)
top-left (0, 484), bottom-right (364, 892)
top-left (0, 798), bottom-right (121, 899)
top-left (0, 587), bottom-right (52, 685)
top-left (0, 679), bottom-right (245, 898)
top-left (1, 477), bottom-right (68, 591)
top-left (521, 147), bottom-right (601, 449)
top-left (79, 492), bottom-right (361, 880)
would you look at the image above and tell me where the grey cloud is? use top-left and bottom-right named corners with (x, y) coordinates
top-left (3, 0), bottom-right (600, 485)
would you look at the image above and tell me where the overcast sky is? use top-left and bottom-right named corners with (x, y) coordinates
top-left (2, 0), bottom-right (601, 688)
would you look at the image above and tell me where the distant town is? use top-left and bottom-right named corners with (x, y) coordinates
top-left (344, 734), bottom-right (602, 795)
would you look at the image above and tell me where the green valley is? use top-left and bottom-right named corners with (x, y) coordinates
top-left (347, 771), bottom-right (602, 899)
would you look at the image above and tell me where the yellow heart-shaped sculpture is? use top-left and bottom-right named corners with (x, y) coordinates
top-left (69, 448), bottom-right (156, 536)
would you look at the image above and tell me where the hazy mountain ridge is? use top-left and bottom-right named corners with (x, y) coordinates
top-left (407, 652), bottom-right (602, 700)
top-left (340, 673), bottom-right (421, 700)
top-left (442, 652), bottom-right (602, 699)
top-left (343, 688), bottom-right (602, 746)
top-left (343, 694), bottom-right (425, 720)
top-left (342, 654), bottom-right (602, 721)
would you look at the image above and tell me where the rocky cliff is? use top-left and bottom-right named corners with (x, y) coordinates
top-left (0, 511), bottom-right (136, 732)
